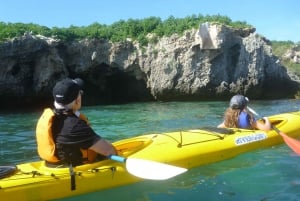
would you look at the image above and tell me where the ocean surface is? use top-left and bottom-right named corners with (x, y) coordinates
top-left (1, 99), bottom-right (300, 201)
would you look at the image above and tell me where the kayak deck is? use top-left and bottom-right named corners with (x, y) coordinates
top-left (1, 111), bottom-right (300, 200)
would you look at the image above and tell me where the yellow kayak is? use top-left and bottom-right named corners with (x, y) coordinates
top-left (1, 110), bottom-right (300, 200)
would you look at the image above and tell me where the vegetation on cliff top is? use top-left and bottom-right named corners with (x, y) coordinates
top-left (0, 14), bottom-right (251, 45)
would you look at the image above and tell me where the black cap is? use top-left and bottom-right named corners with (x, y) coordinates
top-left (229, 95), bottom-right (249, 109)
top-left (53, 78), bottom-right (84, 105)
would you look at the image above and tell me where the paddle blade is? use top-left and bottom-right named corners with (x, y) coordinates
top-left (279, 131), bottom-right (300, 155)
top-left (126, 158), bottom-right (187, 180)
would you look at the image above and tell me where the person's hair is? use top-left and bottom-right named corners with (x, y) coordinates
top-left (223, 108), bottom-right (255, 128)
top-left (224, 108), bottom-right (240, 127)
top-left (54, 100), bottom-right (75, 110)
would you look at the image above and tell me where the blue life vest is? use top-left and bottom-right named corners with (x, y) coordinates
top-left (238, 111), bottom-right (251, 128)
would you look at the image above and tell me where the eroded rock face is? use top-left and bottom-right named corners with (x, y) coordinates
top-left (141, 23), bottom-right (299, 100)
top-left (0, 23), bottom-right (299, 109)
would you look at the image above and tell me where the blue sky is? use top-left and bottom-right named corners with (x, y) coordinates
top-left (0, 0), bottom-right (299, 42)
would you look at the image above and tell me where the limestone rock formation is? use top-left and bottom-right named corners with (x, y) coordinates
top-left (0, 23), bottom-right (299, 109)
top-left (283, 47), bottom-right (300, 64)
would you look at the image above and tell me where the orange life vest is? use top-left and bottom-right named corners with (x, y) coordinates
top-left (36, 108), bottom-right (97, 163)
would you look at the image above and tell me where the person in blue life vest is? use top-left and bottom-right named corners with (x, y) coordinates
top-left (36, 78), bottom-right (117, 166)
top-left (217, 95), bottom-right (271, 131)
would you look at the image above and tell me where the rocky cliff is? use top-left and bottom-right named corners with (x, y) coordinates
top-left (0, 23), bottom-right (299, 109)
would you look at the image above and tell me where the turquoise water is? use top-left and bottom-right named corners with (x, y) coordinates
top-left (1, 100), bottom-right (300, 201)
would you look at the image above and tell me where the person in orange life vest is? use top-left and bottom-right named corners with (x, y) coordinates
top-left (218, 95), bottom-right (271, 131)
top-left (38, 78), bottom-right (116, 166)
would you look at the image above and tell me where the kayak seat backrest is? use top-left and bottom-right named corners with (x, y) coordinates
top-left (0, 165), bottom-right (17, 179)
top-left (201, 127), bottom-right (234, 134)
